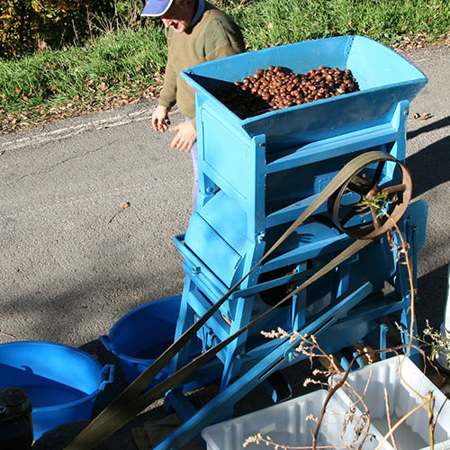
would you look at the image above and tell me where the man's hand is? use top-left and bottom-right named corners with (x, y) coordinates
top-left (151, 105), bottom-right (171, 132)
top-left (169, 121), bottom-right (197, 152)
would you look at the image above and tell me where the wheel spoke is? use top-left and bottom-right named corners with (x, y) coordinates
top-left (347, 177), bottom-right (369, 197)
top-left (383, 183), bottom-right (407, 195)
top-left (370, 206), bottom-right (383, 229)
top-left (340, 206), bottom-right (360, 226)
top-left (371, 161), bottom-right (386, 187)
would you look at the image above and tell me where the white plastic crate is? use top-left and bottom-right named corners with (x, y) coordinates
top-left (331, 356), bottom-right (450, 450)
top-left (419, 440), bottom-right (450, 450)
top-left (201, 388), bottom-right (387, 450)
top-left (202, 357), bottom-right (450, 450)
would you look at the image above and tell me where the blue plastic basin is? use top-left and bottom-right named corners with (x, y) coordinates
top-left (0, 341), bottom-right (114, 439)
top-left (101, 296), bottom-right (215, 391)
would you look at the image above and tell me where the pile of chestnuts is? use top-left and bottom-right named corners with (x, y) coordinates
top-left (213, 65), bottom-right (360, 119)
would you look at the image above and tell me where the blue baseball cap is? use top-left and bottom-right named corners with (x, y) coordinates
top-left (141, 0), bottom-right (174, 17)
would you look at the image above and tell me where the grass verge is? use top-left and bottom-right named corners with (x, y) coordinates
top-left (1, 0), bottom-right (449, 135)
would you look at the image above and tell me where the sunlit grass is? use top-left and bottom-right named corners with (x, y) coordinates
top-left (0, 0), bottom-right (448, 132)
top-left (0, 24), bottom-right (166, 114)
top-left (232, 0), bottom-right (450, 50)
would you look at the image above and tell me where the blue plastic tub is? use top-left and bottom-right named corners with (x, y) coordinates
top-left (0, 341), bottom-right (114, 440)
top-left (100, 296), bottom-right (216, 391)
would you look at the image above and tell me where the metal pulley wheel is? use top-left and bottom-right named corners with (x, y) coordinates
top-left (332, 153), bottom-right (413, 239)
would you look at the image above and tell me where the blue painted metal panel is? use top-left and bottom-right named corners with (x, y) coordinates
top-left (184, 214), bottom-right (243, 287)
top-left (199, 106), bottom-right (253, 201)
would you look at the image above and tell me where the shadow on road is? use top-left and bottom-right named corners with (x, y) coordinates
top-left (416, 264), bottom-right (449, 333)
top-left (406, 123), bottom-right (450, 197)
top-left (407, 115), bottom-right (450, 140)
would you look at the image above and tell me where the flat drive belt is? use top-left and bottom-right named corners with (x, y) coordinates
top-left (65, 150), bottom-right (404, 450)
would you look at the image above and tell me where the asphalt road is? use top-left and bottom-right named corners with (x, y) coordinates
top-left (0, 102), bottom-right (192, 347)
top-left (0, 45), bottom-right (449, 448)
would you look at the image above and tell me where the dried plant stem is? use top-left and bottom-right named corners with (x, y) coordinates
top-left (374, 397), bottom-right (434, 450)
top-left (296, 335), bottom-right (372, 450)
top-left (384, 387), bottom-right (399, 450)
top-left (312, 363), bottom-right (354, 449)
top-left (386, 213), bottom-right (436, 449)
top-left (0, 330), bottom-right (15, 340)
top-left (391, 217), bottom-right (416, 359)
top-left (426, 392), bottom-right (435, 450)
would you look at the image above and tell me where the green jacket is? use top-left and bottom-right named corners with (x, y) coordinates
top-left (159, 1), bottom-right (245, 127)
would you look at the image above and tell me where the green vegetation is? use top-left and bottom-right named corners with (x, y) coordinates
top-left (1, 0), bottom-right (449, 133)
top-left (0, 24), bottom-right (166, 112)
top-left (0, 0), bottom-right (118, 58)
top-left (237, 0), bottom-right (449, 47)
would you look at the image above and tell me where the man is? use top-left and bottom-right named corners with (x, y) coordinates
top-left (142, 0), bottom-right (245, 208)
